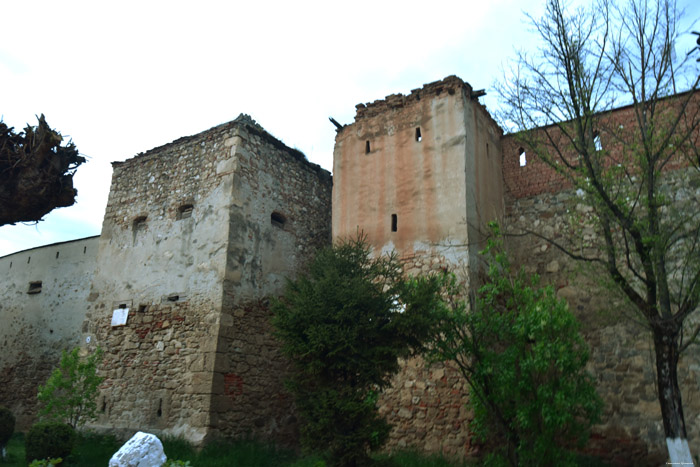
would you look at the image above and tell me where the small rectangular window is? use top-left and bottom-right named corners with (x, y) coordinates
top-left (177, 204), bottom-right (194, 220)
top-left (27, 281), bottom-right (42, 294)
top-left (391, 214), bottom-right (397, 232)
top-left (133, 216), bottom-right (148, 235)
top-left (365, 140), bottom-right (371, 154)
top-left (415, 127), bottom-right (422, 142)
top-left (271, 212), bottom-right (286, 229)
top-left (518, 148), bottom-right (527, 167)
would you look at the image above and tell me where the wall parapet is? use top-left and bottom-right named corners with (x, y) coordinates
top-left (352, 76), bottom-right (469, 122)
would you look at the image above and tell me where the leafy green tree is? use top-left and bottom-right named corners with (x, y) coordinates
top-left (272, 235), bottom-right (445, 467)
top-left (37, 347), bottom-right (104, 429)
top-left (429, 225), bottom-right (602, 466)
top-left (497, 0), bottom-right (700, 461)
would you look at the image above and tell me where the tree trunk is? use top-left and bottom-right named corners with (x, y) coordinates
top-left (652, 323), bottom-right (694, 464)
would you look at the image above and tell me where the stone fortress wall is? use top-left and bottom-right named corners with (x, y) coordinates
top-left (79, 114), bottom-right (332, 445)
top-left (332, 76), bottom-right (504, 456)
top-left (498, 97), bottom-right (700, 462)
top-left (0, 236), bottom-right (99, 429)
top-left (1, 76), bottom-right (698, 462)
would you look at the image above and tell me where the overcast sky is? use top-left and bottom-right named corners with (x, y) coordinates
top-left (1, 0), bottom-right (699, 257)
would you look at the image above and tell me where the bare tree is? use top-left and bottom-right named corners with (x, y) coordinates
top-left (0, 115), bottom-right (85, 226)
top-left (498, 0), bottom-right (700, 462)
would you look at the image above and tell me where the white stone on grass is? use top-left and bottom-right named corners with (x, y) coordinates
top-left (109, 431), bottom-right (167, 467)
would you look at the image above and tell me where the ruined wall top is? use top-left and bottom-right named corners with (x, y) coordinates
top-left (112, 114), bottom-right (329, 179)
top-left (353, 76), bottom-right (472, 121)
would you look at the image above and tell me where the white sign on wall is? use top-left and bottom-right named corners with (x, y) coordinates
top-left (111, 308), bottom-right (129, 327)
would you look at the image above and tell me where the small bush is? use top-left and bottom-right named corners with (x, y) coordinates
top-left (37, 347), bottom-right (104, 428)
top-left (0, 405), bottom-right (15, 457)
top-left (272, 235), bottom-right (446, 466)
top-left (28, 458), bottom-right (63, 466)
top-left (25, 422), bottom-right (75, 464)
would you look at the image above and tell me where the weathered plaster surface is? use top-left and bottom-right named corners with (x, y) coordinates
top-left (1, 76), bottom-right (697, 464)
top-left (0, 236), bottom-right (99, 429)
top-left (332, 76), bottom-right (504, 457)
top-left (82, 115), bottom-right (331, 445)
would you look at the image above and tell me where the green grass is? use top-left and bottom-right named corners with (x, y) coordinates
top-left (1, 432), bottom-right (25, 466)
top-left (0, 432), bottom-right (607, 466)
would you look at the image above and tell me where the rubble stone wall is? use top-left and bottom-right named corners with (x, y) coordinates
top-left (211, 116), bottom-right (332, 445)
top-left (84, 119), bottom-right (246, 444)
top-left (504, 167), bottom-right (700, 463)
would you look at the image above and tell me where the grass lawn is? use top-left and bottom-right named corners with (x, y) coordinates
top-left (1, 432), bottom-right (470, 467)
top-left (1, 432), bottom-right (608, 466)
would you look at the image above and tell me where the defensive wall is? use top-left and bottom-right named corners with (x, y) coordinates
top-left (332, 76), bottom-right (503, 456)
top-left (0, 236), bottom-right (99, 429)
top-left (79, 114), bottom-right (332, 445)
top-left (1, 76), bottom-right (698, 463)
top-left (499, 92), bottom-right (700, 463)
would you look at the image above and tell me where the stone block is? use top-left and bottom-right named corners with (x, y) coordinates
top-left (109, 431), bottom-right (166, 467)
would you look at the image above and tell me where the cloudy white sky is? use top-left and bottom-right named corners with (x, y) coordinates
top-left (1, 0), bottom-right (699, 256)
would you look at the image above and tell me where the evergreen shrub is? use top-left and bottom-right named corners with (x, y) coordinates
top-left (25, 422), bottom-right (75, 464)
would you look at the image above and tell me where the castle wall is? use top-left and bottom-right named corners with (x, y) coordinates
top-left (503, 160), bottom-right (700, 463)
top-left (76, 115), bottom-right (331, 446)
top-left (333, 76), bottom-right (471, 259)
top-left (83, 121), bottom-right (243, 444)
top-left (0, 236), bottom-right (99, 429)
top-left (210, 116), bottom-right (332, 445)
top-left (332, 76), bottom-right (504, 457)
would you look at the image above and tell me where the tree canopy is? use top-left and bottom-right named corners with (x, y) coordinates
top-left (272, 235), bottom-right (445, 466)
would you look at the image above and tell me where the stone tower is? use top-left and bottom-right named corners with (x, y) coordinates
top-left (333, 75), bottom-right (504, 289)
top-left (331, 76), bottom-right (505, 455)
top-left (84, 115), bottom-right (331, 444)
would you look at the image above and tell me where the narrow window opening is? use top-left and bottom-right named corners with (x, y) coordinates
top-left (167, 295), bottom-right (180, 302)
top-left (118, 303), bottom-right (128, 309)
top-left (518, 148), bottom-right (527, 167)
top-left (415, 127), bottom-right (422, 142)
top-left (177, 204), bottom-right (194, 220)
top-left (9, 261), bottom-right (12, 269)
top-left (133, 216), bottom-right (148, 232)
top-left (271, 212), bottom-right (286, 229)
top-left (593, 131), bottom-right (602, 151)
top-left (83, 246), bottom-right (87, 254)
top-left (27, 256), bottom-right (31, 264)
top-left (101, 397), bottom-right (107, 413)
top-left (365, 140), bottom-right (371, 154)
top-left (27, 281), bottom-right (42, 294)
top-left (391, 214), bottom-right (398, 232)
top-left (157, 399), bottom-right (163, 417)
top-left (56, 251), bottom-right (60, 259)
top-left (486, 143), bottom-right (490, 157)
top-left (138, 304), bottom-right (148, 313)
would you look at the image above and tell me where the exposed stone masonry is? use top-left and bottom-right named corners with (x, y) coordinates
top-left (2, 76), bottom-right (698, 463)
top-left (504, 167), bottom-right (700, 464)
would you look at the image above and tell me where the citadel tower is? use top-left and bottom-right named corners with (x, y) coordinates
top-left (333, 76), bottom-right (504, 280)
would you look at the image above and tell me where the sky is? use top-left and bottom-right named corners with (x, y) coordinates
top-left (1, 0), bottom-right (699, 257)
